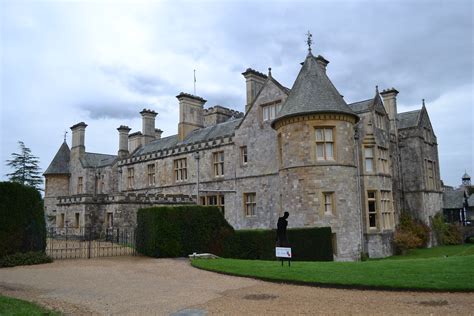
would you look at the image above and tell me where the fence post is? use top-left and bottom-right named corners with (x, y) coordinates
top-left (87, 227), bottom-right (92, 259)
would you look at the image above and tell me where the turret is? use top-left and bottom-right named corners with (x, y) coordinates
top-left (176, 92), bottom-right (206, 142)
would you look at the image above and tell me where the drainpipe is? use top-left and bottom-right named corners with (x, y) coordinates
top-left (354, 122), bottom-right (365, 257)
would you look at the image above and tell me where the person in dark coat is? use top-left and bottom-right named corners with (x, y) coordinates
top-left (276, 212), bottom-right (289, 247)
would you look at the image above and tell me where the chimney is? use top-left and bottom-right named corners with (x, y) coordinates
top-left (155, 128), bottom-right (163, 140)
top-left (176, 92), bottom-right (206, 142)
top-left (315, 55), bottom-right (329, 73)
top-left (242, 68), bottom-right (267, 112)
top-left (140, 109), bottom-right (158, 145)
top-left (128, 132), bottom-right (143, 153)
top-left (70, 122), bottom-right (87, 159)
top-left (117, 125), bottom-right (131, 158)
top-left (380, 88), bottom-right (399, 136)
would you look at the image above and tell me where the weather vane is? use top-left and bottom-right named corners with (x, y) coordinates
top-left (306, 31), bottom-right (313, 53)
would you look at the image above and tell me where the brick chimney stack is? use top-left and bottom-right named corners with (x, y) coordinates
top-left (140, 109), bottom-right (158, 145)
top-left (176, 92), bottom-right (206, 142)
top-left (380, 88), bottom-right (399, 136)
top-left (70, 122), bottom-right (87, 159)
top-left (242, 68), bottom-right (267, 112)
top-left (117, 125), bottom-right (131, 158)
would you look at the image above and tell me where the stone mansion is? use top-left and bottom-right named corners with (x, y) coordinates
top-left (44, 49), bottom-right (443, 260)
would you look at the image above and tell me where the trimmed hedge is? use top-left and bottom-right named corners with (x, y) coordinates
top-left (136, 206), bottom-right (234, 257)
top-left (0, 251), bottom-right (52, 268)
top-left (0, 182), bottom-right (46, 258)
top-left (136, 205), bottom-right (333, 261)
top-left (223, 227), bottom-right (333, 261)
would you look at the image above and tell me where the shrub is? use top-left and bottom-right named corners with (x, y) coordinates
top-left (0, 182), bottom-right (46, 258)
top-left (136, 205), bottom-right (333, 261)
top-left (432, 213), bottom-right (463, 245)
top-left (223, 227), bottom-right (333, 261)
top-left (393, 213), bottom-right (430, 254)
top-left (0, 251), bottom-right (52, 268)
top-left (136, 206), bottom-right (234, 257)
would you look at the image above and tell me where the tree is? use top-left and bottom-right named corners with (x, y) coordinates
top-left (6, 141), bottom-right (43, 190)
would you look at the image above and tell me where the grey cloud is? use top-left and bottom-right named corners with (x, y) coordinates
top-left (79, 101), bottom-right (143, 119)
top-left (100, 65), bottom-right (173, 96)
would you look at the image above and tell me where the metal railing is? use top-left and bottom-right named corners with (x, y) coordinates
top-left (46, 226), bottom-right (136, 259)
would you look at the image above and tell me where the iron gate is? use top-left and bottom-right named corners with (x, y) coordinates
top-left (46, 226), bottom-right (136, 259)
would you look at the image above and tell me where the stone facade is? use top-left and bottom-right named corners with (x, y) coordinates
top-left (44, 50), bottom-right (443, 261)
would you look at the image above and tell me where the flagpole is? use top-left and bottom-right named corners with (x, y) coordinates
top-left (193, 69), bottom-right (196, 95)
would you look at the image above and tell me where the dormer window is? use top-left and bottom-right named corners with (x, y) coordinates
top-left (374, 113), bottom-right (385, 130)
top-left (262, 100), bottom-right (282, 121)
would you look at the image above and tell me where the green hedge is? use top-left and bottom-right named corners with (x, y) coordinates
top-left (136, 206), bottom-right (234, 257)
top-left (0, 251), bottom-right (52, 268)
top-left (223, 227), bottom-right (333, 261)
top-left (136, 205), bottom-right (333, 261)
top-left (0, 182), bottom-right (46, 258)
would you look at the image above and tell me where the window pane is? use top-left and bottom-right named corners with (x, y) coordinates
top-left (263, 107), bottom-right (269, 121)
top-left (324, 128), bottom-right (333, 141)
top-left (366, 159), bottom-right (373, 172)
top-left (316, 144), bottom-right (324, 158)
top-left (365, 147), bottom-right (373, 157)
top-left (368, 192), bottom-right (375, 199)
top-left (315, 129), bottom-right (323, 141)
top-left (326, 143), bottom-right (333, 159)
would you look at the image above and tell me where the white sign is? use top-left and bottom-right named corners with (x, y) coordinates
top-left (275, 247), bottom-right (292, 258)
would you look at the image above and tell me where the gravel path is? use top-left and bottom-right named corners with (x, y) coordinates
top-left (0, 256), bottom-right (473, 315)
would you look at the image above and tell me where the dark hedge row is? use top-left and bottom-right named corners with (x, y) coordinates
top-left (136, 206), bottom-right (234, 257)
top-left (136, 206), bottom-right (333, 261)
top-left (0, 182), bottom-right (46, 258)
top-left (223, 227), bottom-right (333, 261)
top-left (0, 251), bottom-right (52, 268)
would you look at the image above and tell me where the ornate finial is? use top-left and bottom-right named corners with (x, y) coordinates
top-left (376, 85), bottom-right (379, 93)
top-left (63, 130), bottom-right (68, 142)
top-left (422, 98), bottom-right (425, 106)
top-left (306, 30), bottom-right (313, 53)
top-left (268, 67), bottom-right (272, 76)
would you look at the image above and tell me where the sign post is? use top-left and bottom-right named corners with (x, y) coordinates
top-left (275, 247), bottom-right (292, 267)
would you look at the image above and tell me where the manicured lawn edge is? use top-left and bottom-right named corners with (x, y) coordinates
top-left (191, 257), bottom-right (474, 293)
top-left (0, 295), bottom-right (60, 315)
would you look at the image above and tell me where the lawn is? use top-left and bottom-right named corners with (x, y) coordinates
top-left (0, 295), bottom-right (59, 315)
top-left (191, 245), bottom-right (474, 292)
top-left (381, 244), bottom-right (474, 260)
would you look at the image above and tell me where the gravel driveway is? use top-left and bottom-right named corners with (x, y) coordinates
top-left (0, 256), bottom-right (473, 315)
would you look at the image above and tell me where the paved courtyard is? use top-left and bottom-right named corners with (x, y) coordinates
top-left (0, 256), bottom-right (473, 315)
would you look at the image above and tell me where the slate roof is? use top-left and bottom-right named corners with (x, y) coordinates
top-left (134, 118), bottom-right (242, 156)
top-left (272, 53), bottom-right (358, 127)
top-left (443, 190), bottom-right (465, 209)
top-left (44, 141), bottom-right (70, 175)
top-left (81, 152), bottom-right (117, 168)
top-left (468, 194), bottom-right (474, 207)
top-left (348, 99), bottom-right (373, 113)
top-left (397, 110), bottom-right (421, 129)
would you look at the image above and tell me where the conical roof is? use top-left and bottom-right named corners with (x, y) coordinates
top-left (272, 53), bottom-right (358, 127)
top-left (44, 141), bottom-right (70, 175)
top-left (462, 172), bottom-right (471, 180)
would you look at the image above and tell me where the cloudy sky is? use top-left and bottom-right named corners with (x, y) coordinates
top-left (1, 0), bottom-right (472, 187)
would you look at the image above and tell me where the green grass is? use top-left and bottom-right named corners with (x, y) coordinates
top-left (382, 244), bottom-right (474, 260)
top-left (192, 248), bottom-right (474, 291)
top-left (0, 295), bottom-right (60, 315)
